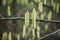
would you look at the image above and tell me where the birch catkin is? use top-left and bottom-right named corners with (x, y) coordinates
top-left (51, 0), bottom-right (54, 6)
top-left (2, 32), bottom-right (7, 40)
top-left (53, 3), bottom-right (56, 11)
top-left (25, 11), bottom-right (29, 28)
top-left (45, 23), bottom-right (49, 31)
top-left (56, 3), bottom-right (59, 13)
top-left (38, 2), bottom-right (43, 12)
top-left (47, 11), bottom-right (52, 20)
top-left (8, 32), bottom-right (12, 40)
top-left (43, 0), bottom-right (47, 5)
top-left (17, 34), bottom-right (20, 40)
top-left (7, 6), bottom-right (11, 16)
top-left (22, 25), bottom-right (26, 38)
top-left (32, 29), bottom-right (35, 40)
top-left (31, 8), bottom-right (36, 28)
top-left (37, 25), bottom-right (40, 39)
top-left (40, 12), bottom-right (46, 20)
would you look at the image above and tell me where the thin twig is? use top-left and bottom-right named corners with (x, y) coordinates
top-left (0, 17), bottom-right (60, 23)
top-left (40, 29), bottom-right (60, 40)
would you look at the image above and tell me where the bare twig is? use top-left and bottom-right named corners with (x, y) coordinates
top-left (0, 17), bottom-right (60, 23)
top-left (40, 29), bottom-right (60, 40)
